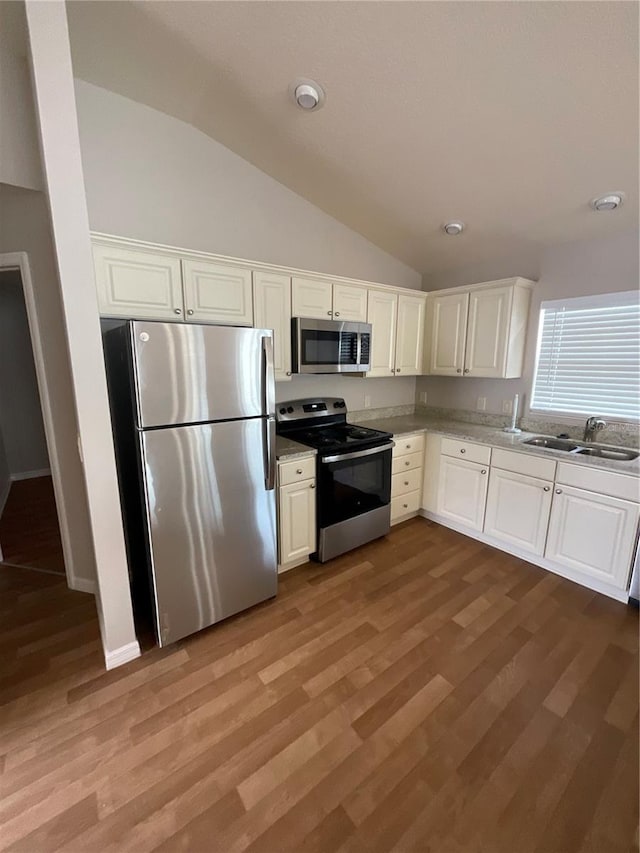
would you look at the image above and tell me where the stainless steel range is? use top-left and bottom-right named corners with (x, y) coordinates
top-left (276, 398), bottom-right (394, 562)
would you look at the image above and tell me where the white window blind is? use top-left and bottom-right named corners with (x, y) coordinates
top-left (531, 290), bottom-right (640, 421)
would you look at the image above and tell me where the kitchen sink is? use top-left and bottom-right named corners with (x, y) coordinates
top-left (577, 446), bottom-right (639, 461)
top-left (523, 435), bottom-right (638, 461)
top-left (524, 436), bottom-right (580, 452)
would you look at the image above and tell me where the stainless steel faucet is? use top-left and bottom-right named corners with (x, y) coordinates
top-left (583, 416), bottom-right (607, 442)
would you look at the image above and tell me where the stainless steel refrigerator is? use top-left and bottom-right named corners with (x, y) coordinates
top-left (103, 320), bottom-right (277, 646)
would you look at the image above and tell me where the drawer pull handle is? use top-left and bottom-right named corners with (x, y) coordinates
top-left (481, 469), bottom-right (487, 475)
top-left (543, 486), bottom-right (550, 492)
top-left (555, 488), bottom-right (563, 494)
top-left (405, 444), bottom-right (411, 449)
top-left (460, 449), bottom-right (466, 454)
top-left (405, 461), bottom-right (410, 466)
top-left (404, 481), bottom-right (409, 486)
top-left (403, 503), bottom-right (408, 509)
top-left (296, 468), bottom-right (303, 474)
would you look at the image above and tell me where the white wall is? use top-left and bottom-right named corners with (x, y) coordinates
top-left (73, 81), bottom-right (421, 290)
top-left (0, 270), bottom-right (49, 476)
top-left (0, 184), bottom-right (96, 586)
top-left (417, 230), bottom-right (640, 419)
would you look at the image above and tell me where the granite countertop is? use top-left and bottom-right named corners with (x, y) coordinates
top-left (276, 436), bottom-right (317, 461)
top-left (352, 414), bottom-right (640, 477)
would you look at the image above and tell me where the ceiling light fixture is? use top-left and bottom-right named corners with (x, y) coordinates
top-left (443, 221), bottom-right (465, 236)
top-left (290, 78), bottom-right (325, 111)
top-left (591, 193), bottom-right (624, 212)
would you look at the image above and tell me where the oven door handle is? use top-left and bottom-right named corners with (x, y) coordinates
top-left (321, 442), bottom-right (394, 463)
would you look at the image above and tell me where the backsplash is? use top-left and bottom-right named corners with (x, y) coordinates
top-left (415, 403), bottom-right (640, 449)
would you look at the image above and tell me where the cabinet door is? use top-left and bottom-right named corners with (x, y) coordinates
top-left (545, 486), bottom-right (639, 589)
top-left (332, 283), bottom-right (368, 322)
top-left (436, 456), bottom-right (489, 531)
top-left (253, 271), bottom-right (292, 381)
top-left (182, 260), bottom-right (253, 325)
top-left (395, 293), bottom-right (426, 376)
top-left (428, 292), bottom-right (469, 375)
top-left (93, 244), bottom-right (183, 320)
top-left (278, 479), bottom-right (316, 564)
top-left (484, 468), bottom-right (553, 556)
top-left (366, 289), bottom-right (398, 377)
top-left (464, 285), bottom-right (511, 377)
top-left (291, 276), bottom-right (333, 319)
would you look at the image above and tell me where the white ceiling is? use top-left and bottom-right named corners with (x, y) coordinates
top-left (67, 1), bottom-right (639, 276)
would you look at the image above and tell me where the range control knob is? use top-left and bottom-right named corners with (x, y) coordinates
top-left (287, 406), bottom-right (294, 413)
top-left (279, 407), bottom-right (286, 415)
top-left (333, 402), bottom-right (341, 408)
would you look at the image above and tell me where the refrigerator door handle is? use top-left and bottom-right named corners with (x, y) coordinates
top-left (262, 334), bottom-right (276, 418)
top-left (264, 416), bottom-right (276, 491)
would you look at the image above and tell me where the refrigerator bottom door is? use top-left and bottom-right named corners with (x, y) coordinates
top-left (141, 418), bottom-right (277, 646)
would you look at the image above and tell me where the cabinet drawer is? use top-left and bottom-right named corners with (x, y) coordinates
top-left (392, 468), bottom-right (422, 497)
top-left (393, 433), bottom-right (426, 457)
top-left (392, 452), bottom-right (424, 475)
top-left (278, 456), bottom-right (316, 486)
top-left (556, 463), bottom-right (639, 503)
top-left (491, 448), bottom-right (556, 481)
top-left (441, 437), bottom-right (491, 466)
top-left (391, 490), bottom-right (421, 521)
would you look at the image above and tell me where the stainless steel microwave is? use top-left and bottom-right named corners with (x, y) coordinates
top-left (292, 318), bottom-right (372, 374)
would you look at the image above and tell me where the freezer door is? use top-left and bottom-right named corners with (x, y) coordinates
top-left (141, 418), bottom-right (277, 646)
top-left (131, 321), bottom-right (275, 427)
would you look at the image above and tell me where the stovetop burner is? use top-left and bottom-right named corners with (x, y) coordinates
top-left (276, 397), bottom-right (392, 454)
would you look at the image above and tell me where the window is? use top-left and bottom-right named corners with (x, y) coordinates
top-left (531, 290), bottom-right (640, 421)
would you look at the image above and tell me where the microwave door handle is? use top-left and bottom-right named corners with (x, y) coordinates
top-left (356, 331), bottom-right (362, 368)
top-left (262, 334), bottom-right (275, 417)
top-left (321, 441), bottom-right (395, 463)
top-left (263, 416), bottom-right (276, 490)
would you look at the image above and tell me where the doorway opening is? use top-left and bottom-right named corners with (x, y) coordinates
top-left (0, 267), bottom-right (66, 578)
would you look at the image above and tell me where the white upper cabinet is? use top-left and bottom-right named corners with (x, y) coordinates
top-left (253, 271), bottom-right (292, 381)
top-left (425, 278), bottom-right (534, 378)
top-left (182, 259), bottom-right (253, 325)
top-left (395, 293), bottom-right (426, 376)
top-left (484, 468), bottom-right (553, 556)
top-left (367, 289), bottom-right (397, 377)
top-left (427, 292), bottom-right (468, 375)
top-left (332, 283), bottom-right (368, 322)
top-left (291, 276), bottom-right (333, 319)
top-left (545, 486), bottom-right (639, 590)
top-left (93, 244), bottom-right (183, 320)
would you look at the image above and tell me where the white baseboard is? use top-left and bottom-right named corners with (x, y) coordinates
top-left (278, 555), bottom-right (312, 574)
top-left (105, 640), bottom-right (141, 670)
top-left (11, 468), bottom-right (52, 481)
top-left (68, 576), bottom-right (97, 595)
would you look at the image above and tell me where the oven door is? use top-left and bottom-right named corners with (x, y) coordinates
top-left (317, 443), bottom-right (393, 528)
top-left (293, 318), bottom-right (371, 374)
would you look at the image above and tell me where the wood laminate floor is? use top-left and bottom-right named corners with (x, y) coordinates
top-left (0, 518), bottom-right (638, 852)
top-left (0, 477), bottom-right (65, 574)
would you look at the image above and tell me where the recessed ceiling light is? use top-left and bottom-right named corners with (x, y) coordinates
top-left (443, 221), bottom-right (465, 236)
top-left (591, 193), bottom-right (624, 212)
top-left (290, 78), bottom-right (325, 111)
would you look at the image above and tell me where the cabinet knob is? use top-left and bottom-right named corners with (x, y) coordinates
top-left (543, 486), bottom-right (550, 492)
top-left (406, 444), bottom-right (411, 449)
top-left (404, 481), bottom-right (409, 486)
top-left (391, 368), bottom-right (396, 373)
top-left (335, 312), bottom-right (340, 317)
top-left (286, 371), bottom-right (292, 376)
top-left (460, 448), bottom-right (466, 454)
top-left (403, 503), bottom-right (408, 509)
top-left (174, 308), bottom-right (182, 315)
top-left (481, 469), bottom-right (487, 475)
top-left (327, 310), bottom-right (333, 316)
top-left (310, 483), bottom-right (316, 489)
top-left (405, 461), bottom-right (410, 467)
top-left (187, 309), bottom-right (194, 316)
top-left (397, 368), bottom-right (401, 373)
top-left (464, 368), bottom-right (470, 374)
top-left (296, 468), bottom-right (303, 474)
top-left (555, 488), bottom-right (563, 494)
top-left (456, 368), bottom-right (462, 374)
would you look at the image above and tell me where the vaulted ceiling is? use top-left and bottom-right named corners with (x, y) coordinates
top-left (67, 1), bottom-right (639, 276)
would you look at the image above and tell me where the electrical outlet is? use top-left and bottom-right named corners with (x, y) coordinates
top-left (476, 396), bottom-right (487, 411)
top-left (419, 391), bottom-right (428, 404)
top-left (364, 395), bottom-right (371, 408)
top-left (502, 400), bottom-right (513, 414)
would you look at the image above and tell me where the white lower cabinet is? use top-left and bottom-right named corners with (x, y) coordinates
top-left (545, 485), bottom-right (640, 589)
top-left (436, 456), bottom-right (489, 531)
top-left (484, 468), bottom-right (553, 556)
top-left (277, 461), bottom-right (316, 568)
